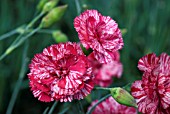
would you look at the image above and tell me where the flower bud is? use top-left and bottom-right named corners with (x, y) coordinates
top-left (82, 4), bottom-right (88, 10)
top-left (110, 87), bottom-right (137, 108)
top-left (120, 29), bottom-right (127, 36)
top-left (42, 0), bottom-right (59, 13)
top-left (52, 30), bottom-right (68, 43)
top-left (37, 0), bottom-right (48, 12)
top-left (40, 5), bottom-right (68, 28)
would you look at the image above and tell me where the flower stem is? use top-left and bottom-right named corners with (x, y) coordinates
top-left (78, 100), bottom-right (85, 114)
top-left (48, 101), bottom-right (58, 114)
top-left (0, 30), bottom-right (17, 41)
top-left (94, 87), bottom-right (111, 91)
top-left (58, 106), bottom-right (70, 114)
top-left (43, 107), bottom-right (49, 114)
top-left (86, 94), bottom-right (111, 114)
top-left (37, 29), bottom-right (55, 34)
top-left (0, 12), bottom-right (44, 61)
top-left (6, 41), bottom-right (29, 114)
top-left (75, 0), bottom-right (81, 15)
top-left (0, 26), bottom-right (41, 61)
top-left (27, 12), bottom-right (44, 29)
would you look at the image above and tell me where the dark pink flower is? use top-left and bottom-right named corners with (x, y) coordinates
top-left (28, 42), bottom-right (94, 102)
top-left (88, 96), bottom-right (137, 114)
top-left (131, 53), bottom-right (170, 114)
top-left (88, 52), bottom-right (123, 87)
top-left (74, 10), bottom-right (123, 63)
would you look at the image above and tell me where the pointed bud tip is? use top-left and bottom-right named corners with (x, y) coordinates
top-left (42, 0), bottom-right (60, 13)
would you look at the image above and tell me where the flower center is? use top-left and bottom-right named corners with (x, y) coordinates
top-left (55, 67), bottom-right (69, 78)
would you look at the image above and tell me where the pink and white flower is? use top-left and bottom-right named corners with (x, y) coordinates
top-left (28, 42), bottom-right (94, 102)
top-left (131, 53), bottom-right (170, 114)
top-left (74, 10), bottom-right (123, 63)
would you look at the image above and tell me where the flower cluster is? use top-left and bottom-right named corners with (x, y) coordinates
top-left (28, 9), bottom-right (124, 102)
top-left (27, 8), bottom-right (170, 114)
top-left (88, 51), bottom-right (123, 87)
top-left (131, 53), bottom-right (170, 114)
top-left (74, 10), bottom-right (123, 63)
top-left (88, 96), bottom-right (137, 114)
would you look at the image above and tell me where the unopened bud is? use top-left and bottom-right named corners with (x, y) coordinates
top-left (42, 0), bottom-right (59, 13)
top-left (37, 0), bottom-right (48, 12)
top-left (40, 5), bottom-right (68, 28)
top-left (82, 4), bottom-right (88, 10)
top-left (52, 30), bottom-right (68, 43)
top-left (110, 87), bottom-right (137, 108)
top-left (120, 29), bottom-right (127, 36)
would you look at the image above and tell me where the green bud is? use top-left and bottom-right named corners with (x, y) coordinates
top-left (40, 5), bottom-right (68, 28)
top-left (37, 0), bottom-right (48, 12)
top-left (82, 4), bottom-right (88, 10)
top-left (110, 87), bottom-right (137, 108)
top-left (120, 28), bottom-right (127, 36)
top-left (42, 0), bottom-right (59, 13)
top-left (52, 30), bottom-right (68, 43)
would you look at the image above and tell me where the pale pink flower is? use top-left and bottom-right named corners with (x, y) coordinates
top-left (88, 52), bottom-right (123, 87)
top-left (74, 10), bottom-right (123, 63)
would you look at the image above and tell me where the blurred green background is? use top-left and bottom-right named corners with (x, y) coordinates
top-left (0, 0), bottom-right (170, 114)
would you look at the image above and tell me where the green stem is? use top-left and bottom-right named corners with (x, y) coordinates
top-left (94, 87), bottom-right (111, 91)
top-left (43, 107), bottom-right (49, 114)
top-left (10, 26), bottom-right (41, 51)
top-left (78, 100), bottom-right (85, 114)
top-left (37, 29), bottom-right (55, 34)
top-left (27, 12), bottom-right (44, 29)
top-left (17, 29), bottom-right (54, 35)
top-left (0, 12), bottom-right (44, 61)
top-left (58, 106), bottom-right (70, 114)
top-left (86, 94), bottom-right (111, 114)
top-left (75, 0), bottom-right (81, 15)
top-left (6, 41), bottom-right (29, 114)
top-left (0, 30), bottom-right (17, 41)
top-left (12, 12), bottom-right (44, 45)
top-left (0, 24), bottom-right (26, 41)
top-left (0, 26), bottom-right (41, 61)
top-left (48, 101), bottom-right (58, 114)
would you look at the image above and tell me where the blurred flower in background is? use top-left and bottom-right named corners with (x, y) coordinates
top-left (87, 96), bottom-right (137, 114)
top-left (88, 51), bottom-right (122, 87)
top-left (131, 53), bottom-right (170, 114)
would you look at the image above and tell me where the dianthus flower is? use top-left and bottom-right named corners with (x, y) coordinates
top-left (88, 51), bottom-right (122, 87)
top-left (131, 53), bottom-right (170, 114)
top-left (88, 96), bottom-right (137, 114)
top-left (28, 42), bottom-right (94, 102)
top-left (74, 10), bottom-right (123, 63)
